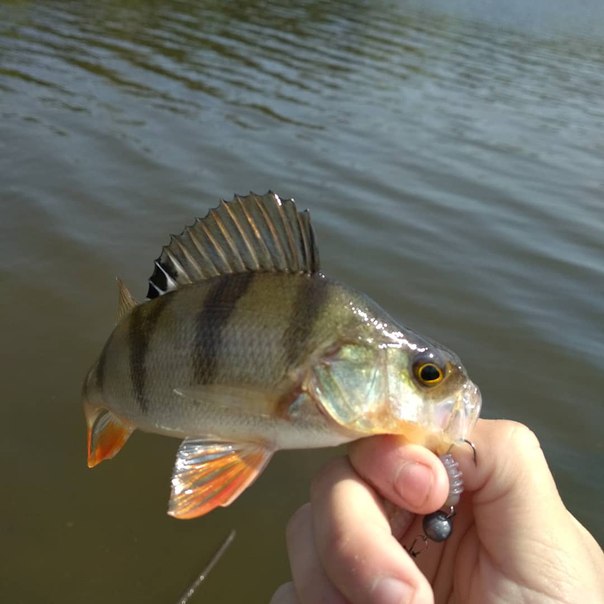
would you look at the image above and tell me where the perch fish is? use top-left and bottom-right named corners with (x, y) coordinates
top-left (82, 192), bottom-right (481, 519)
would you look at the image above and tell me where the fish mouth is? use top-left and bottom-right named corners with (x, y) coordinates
top-left (434, 380), bottom-right (482, 442)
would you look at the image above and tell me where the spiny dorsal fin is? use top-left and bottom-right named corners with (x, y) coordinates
top-left (116, 278), bottom-right (138, 322)
top-left (146, 191), bottom-right (319, 299)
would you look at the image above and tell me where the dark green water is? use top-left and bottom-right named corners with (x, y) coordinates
top-left (1, 0), bottom-right (603, 601)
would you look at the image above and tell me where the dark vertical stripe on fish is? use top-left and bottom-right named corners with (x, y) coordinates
top-left (193, 273), bottom-right (255, 383)
top-left (95, 342), bottom-right (109, 391)
top-left (283, 275), bottom-right (329, 367)
top-left (129, 295), bottom-right (172, 413)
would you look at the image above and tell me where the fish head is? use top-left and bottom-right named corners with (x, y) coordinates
top-left (308, 335), bottom-right (481, 453)
top-left (384, 341), bottom-right (482, 451)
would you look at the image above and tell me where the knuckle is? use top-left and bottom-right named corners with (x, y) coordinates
top-left (286, 503), bottom-right (311, 544)
top-left (310, 457), bottom-right (348, 502)
top-left (505, 420), bottom-right (542, 452)
top-left (322, 524), bottom-right (353, 562)
top-left (269, 582), bottom-right (298, 604)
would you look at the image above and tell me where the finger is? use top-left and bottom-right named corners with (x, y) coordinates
top-left (452, 419), bottom-right (575, 573)
top-left (285, 503), bottom-right (348, 604)
top-left (349, 435), bottom-right (450, 514)
top-left (382, 499), bottom-right (416, 541)
top-left (311, 457), bottom-right (434, 604)
top-left (269, 582), bottom-right (300, 604)
top-left (455, 419), bottom-right (567, 518)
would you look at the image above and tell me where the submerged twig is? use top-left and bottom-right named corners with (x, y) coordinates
top-left (176, 529), bottom-right (237, 604)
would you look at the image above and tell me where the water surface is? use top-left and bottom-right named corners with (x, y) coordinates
top-left (1, 0), bottom-right (603, 601)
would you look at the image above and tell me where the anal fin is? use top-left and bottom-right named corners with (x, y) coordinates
top-left (169, 439), bottom-right (273, 519)
top-left (86, 407), bottom-right (134, 468)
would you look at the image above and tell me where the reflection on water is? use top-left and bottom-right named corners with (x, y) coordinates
top-left (1, 0), bottom-right (603, 602)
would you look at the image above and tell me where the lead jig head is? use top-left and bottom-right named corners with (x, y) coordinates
top-left (422, 506), bottom-right (455, 542)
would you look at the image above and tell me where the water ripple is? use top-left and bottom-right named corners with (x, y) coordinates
top-left (2, 0), bottom-right (603, 144)
top-left (1, 1), bottom-right (604, 600)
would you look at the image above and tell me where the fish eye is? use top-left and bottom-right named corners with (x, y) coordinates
top-left (414, 361), bottom-right (445, 386)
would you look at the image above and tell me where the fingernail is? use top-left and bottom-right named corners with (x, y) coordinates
top-left (372, 576), bottom-right (412, 604)
top-left (395, 462), bottom-right (433, 508)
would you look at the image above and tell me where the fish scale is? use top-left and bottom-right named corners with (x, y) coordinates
top-left (83, 191), bottom-right (481, 519)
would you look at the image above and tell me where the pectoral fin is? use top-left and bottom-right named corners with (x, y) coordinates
top-left (169, 439), bottom-right (274, 519)
top-left (86, 408), bottom-right (134, 468)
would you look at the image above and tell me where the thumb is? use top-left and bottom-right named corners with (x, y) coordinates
top-left (459, 419), bottom-right (567, 523)
top-left (456, 419), bottom-right (580, 579)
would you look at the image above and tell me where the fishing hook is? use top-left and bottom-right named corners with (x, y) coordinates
top-left (405, 534), bottom-right (428, 559)
top-left (446, 439), bottom-right (477, 466)
top-left (463, 439), bottom-right (478, 466)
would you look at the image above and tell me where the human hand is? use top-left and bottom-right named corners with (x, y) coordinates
top-left (271, 419), bottom-right (604, 603)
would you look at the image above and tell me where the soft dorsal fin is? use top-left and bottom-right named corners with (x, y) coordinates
top-left (146, 191), bottom-right (319, 299)
top-left (116, 278), bottom-right (138, 321)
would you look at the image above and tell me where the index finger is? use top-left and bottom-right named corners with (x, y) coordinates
top-left (311, 456), bottom-right (434, 604)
